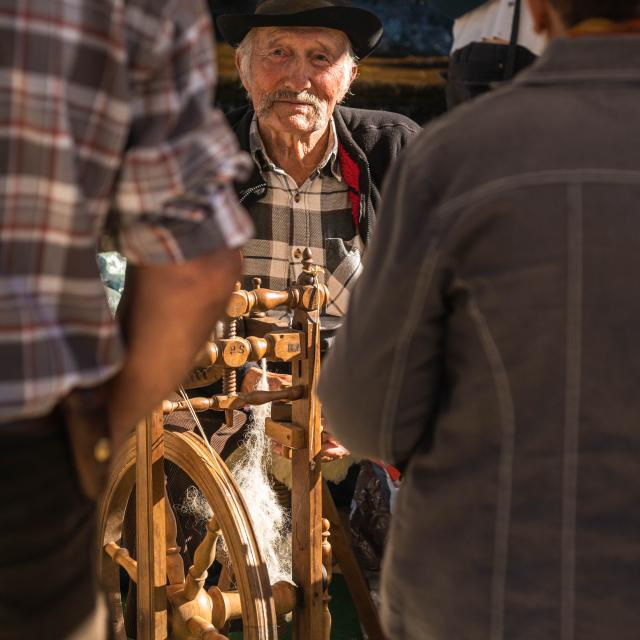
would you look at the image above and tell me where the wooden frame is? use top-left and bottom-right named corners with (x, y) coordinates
top-left (99, 252), bottom-right (383, 639)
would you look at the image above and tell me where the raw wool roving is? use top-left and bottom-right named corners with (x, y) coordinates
top-left (227, 359), bottom-right (292, 584)
top-left (177, 361), bottom-right (293, 585)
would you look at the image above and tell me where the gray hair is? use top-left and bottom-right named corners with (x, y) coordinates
top-left (236, 28), bottom-right (359, 91)
top-left (236, 29), bottom-right (258, 83)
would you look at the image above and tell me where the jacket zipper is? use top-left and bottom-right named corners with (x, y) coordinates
top-left (239, 183), bottom-right (267, 204)
top-left (361, 161), bottom-right (373, 244)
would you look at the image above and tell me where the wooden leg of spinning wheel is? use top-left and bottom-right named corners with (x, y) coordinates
top-left (321, 518), bottom-right (332, 640)
top-left (322, 481), bottom-right (387, 640)
top-left (136, 409), bottom-right (168, 639)
top-left (291, 309), bottom-right (324, 639)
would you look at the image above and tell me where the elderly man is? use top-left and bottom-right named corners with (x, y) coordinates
top-left (218, 0), bottom-right (419, 311)
top-left (320, 0), bottom-right (640, 638)
top-left (213, 0), bottom-right (420, 458)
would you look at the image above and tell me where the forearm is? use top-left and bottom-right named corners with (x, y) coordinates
top-left (108, 248), bottom-right (241, 450)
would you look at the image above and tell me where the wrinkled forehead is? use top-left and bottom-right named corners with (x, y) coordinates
top-left (252, 26), bottom-right (352, 53)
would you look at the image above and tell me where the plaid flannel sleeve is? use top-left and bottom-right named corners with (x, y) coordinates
top-left (112, 0), bottom-right (253, 265)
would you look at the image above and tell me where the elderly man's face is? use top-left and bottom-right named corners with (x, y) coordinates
top-left (239, 27), bottom-right (356, 136)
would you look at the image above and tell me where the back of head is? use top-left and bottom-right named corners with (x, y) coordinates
top-left (551, 0), bottom-right (640, 25)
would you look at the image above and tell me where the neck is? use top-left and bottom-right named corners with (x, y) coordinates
top-left (258, 121), bottom-right (332, 187)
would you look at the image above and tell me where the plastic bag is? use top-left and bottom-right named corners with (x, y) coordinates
top-left (349, 460), bottom-right (401, 572)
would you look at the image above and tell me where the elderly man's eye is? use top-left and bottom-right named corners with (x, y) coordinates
top-left (313, 54), bottom-right (331, 64)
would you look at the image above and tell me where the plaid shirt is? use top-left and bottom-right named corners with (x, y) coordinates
top-left (242, 116), bottom-right (363, 317)
top-left (0, 0), bottom-right (253, 422)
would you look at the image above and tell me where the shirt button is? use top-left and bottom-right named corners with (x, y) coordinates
top-left (293, 247), bottom-right (303, 260)
top-left (294, 192), bottom-right (301, 203)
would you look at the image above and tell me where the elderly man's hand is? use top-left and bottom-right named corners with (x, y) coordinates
top-left (242, 366), bottom-right (351, 461)
top-left (319, 422), bottom-right (351, 462)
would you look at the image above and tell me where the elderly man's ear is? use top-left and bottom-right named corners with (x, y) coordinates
top-left (527, 0), bottom-right (568, 38)
top-left (349, 62), bottom-right (358, 86)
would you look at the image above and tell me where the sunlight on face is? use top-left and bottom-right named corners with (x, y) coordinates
top-left (240, 27), bottom-right (356, 136)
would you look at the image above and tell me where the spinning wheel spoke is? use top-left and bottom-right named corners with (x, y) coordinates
top-left (184, 516), bottom-right (222, 601)
top-left (104, 541), bottom-right (138, 583)
top-left (165, 484), bottom-right (186, 586)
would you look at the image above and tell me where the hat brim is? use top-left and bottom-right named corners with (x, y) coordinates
top-left (217, 6), bottom-right (383, 59)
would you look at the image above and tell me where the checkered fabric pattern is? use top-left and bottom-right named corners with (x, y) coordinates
top-left (242, 116), bottom-right (363, 317)
top-left (0, 0), bottom-right (253, 422)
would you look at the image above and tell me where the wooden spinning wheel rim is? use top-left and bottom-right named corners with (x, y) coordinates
top-left (97, 428), bottom-right (278, 640)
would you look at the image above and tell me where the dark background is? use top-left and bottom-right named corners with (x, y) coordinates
top-left (208, 0), bottom-right (452, 56)
top-left (208, 0), bottom-right (453, 124)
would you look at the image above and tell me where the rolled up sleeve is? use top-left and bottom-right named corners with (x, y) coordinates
top-left (112, 0), bottom-right (253, 265)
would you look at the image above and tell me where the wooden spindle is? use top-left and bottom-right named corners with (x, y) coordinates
top-left (208, 581), bottom-right (297, 630)
top-left (163, 386), bottom-right (305, 414)
top-left (208, 587), bottom-right (242, 630)
top-left (165, 484), bottom-right (185, 585)
top-left (272, 581), bottom-right (298, 617)
top-left (183, 516), bottom-right (221, 602)
top-left (104, 542), bottom-right (138, 583)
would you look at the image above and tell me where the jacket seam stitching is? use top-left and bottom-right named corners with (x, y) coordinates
top-left (561, 182), bottom-right (583, 640)
top-left (436, 169), bottom-right (640, 220)
top-left (465, 292), bottom-right (516, 640)
top-left (378, 243), bottom-right (441, 462)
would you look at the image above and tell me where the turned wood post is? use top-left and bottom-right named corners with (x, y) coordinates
top-left (322, 518), bottom-right (332, 640)
top-left (291, 304), bottom-right (324, 640)
top-left (136, 408), bottom-right (168, 639)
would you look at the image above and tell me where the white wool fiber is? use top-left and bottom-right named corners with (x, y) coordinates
top-left (178, 485), bottom-right (213, 526)
top-left (227, 359), bottom-right (292, 584)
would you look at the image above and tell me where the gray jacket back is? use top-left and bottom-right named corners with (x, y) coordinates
top-left (320, 35), bottom-right (640, 640)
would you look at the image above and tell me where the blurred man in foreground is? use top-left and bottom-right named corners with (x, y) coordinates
top-left (320, 0), bottom-right (640, 637)
top-left (0, 1), bottom-right (252, 638)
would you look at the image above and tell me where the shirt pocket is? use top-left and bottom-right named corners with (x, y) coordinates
top-left (323, 237), bottom-right (363, 317)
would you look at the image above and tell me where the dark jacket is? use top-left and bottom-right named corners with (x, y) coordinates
top-left (320, 36), bottom-right (640, 640)
top-left (226, 104), bottom-right (421, 244)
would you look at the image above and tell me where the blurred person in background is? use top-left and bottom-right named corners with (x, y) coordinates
top-left (434, 0), bottom-right (546, 107)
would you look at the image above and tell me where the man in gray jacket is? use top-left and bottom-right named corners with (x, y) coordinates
top-left (319, 0), bottom-right (640, 638)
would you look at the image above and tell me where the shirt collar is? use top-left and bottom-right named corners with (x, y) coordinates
top-left (249, 114), bottom-right (342, 182)
top-left (515, 34), bottom-right (640, 86)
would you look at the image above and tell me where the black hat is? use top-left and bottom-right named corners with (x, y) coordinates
top-left (217, 0), bottom-right (384, 60)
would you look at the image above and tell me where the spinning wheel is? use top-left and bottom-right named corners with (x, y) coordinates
top-left (97, 425), bottom-right (278, 639)
top-left (97, 250), bottom-right (332, 640)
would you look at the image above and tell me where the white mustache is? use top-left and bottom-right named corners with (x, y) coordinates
top-left (262, 89), bottom-right (324, 113)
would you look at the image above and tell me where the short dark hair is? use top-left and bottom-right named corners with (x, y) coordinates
top-left (551, 0), bottom-right (640, 25)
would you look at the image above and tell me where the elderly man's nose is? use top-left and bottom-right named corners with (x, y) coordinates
top-left (283, 59), bottom-right (312, 91)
